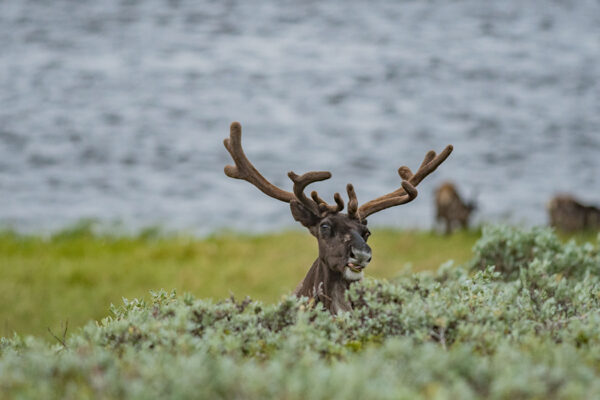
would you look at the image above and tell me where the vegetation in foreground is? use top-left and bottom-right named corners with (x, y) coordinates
top-left (0, 224), bottom-right (480, 337)
top-left (1, 226), bottom-right (600, 399)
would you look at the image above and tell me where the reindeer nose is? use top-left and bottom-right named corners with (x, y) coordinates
top-left (350, 247), bottom-right (372, 267)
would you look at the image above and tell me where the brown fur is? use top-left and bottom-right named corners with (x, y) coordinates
top-left (434, 182), bottom-right (476, 234)
top-left (548, 195), bottom-right (600, 232)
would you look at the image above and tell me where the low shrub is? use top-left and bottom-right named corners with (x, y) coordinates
top-left (470, 225), bottom-right (600, 279)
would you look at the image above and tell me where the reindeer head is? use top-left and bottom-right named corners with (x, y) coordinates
top-left (224, 122), bottom-right (452, 305)
top-left (289, 192), bottom-right (372, 281)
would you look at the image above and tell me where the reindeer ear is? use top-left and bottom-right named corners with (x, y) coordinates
top-left (290, 199), bottom-right (320, 228)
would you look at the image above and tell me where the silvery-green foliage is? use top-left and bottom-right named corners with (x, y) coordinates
top-left (471, 225), bottom-right (600, 279)
top-left (1, 227), bottom-right (600, 399)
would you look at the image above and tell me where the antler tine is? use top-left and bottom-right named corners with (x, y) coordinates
top-left (346, 184), bottom-right (359, 220)
top-left (224, 122), bottom-right (295, 203)
top-left (410, 147), bottom-right (451, 187)
top-left (288, 171), bottom-right (332, 215)
top-left (358, 144), bottom-right (453, 219)
top-left (311, 191), bottom-right (345, 215)
top-left (358, 181), bottom-right (418, 217)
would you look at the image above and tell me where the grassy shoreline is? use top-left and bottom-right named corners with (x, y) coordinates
top-left (1, 227), bottom-right (480, 338)
top-left (1, 225), bottom-right (596, 338)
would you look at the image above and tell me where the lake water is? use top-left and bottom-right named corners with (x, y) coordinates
top-left (1, 0), bottom-right (599, 234)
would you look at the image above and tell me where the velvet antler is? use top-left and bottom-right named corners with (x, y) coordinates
top-left (224, 122), bottom-right (296, 202)
top-left (357, 145), bottom-right (453, 219)
top-left (311, 191), bottom-right (345, 215)
top-left (224, 122), bottom-right (342, 216)
top-left (346, 184), bottom-right (359, 219)
top-left (288, 171), bottom-right (332, 216)
top-left (225, 122), bottom-right (452, 220)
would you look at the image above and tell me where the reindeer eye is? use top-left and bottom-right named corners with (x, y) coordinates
top-left (363, 229), bottom-right (371, 240)
top-left (320, 223), bottom-right (332, 236)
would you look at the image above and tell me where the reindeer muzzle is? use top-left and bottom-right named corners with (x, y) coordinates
top-left (347, 246), bottom-right (372, 272)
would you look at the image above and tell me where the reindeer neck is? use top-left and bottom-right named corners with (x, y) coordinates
top-left (293, 258), bottom-right (353, 314)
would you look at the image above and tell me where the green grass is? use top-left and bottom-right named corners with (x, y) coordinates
top-left (0, 226), bottom-right (481, 338)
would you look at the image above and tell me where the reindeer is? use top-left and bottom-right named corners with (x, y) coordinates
top-left (434, 181), bottom-right (476, 234)
top-left (548, 195), bottom-right (600, 232)
top-left (224, 122), bottom-right (452, 314)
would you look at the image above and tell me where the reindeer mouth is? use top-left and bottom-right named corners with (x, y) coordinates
top-left (343, 256), bottom-right (369, 281)
top-left (346, 263), bottom-right (363, 273)
top-left (346, 254), bottom-right (369, 272)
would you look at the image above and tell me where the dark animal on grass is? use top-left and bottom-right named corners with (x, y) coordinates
top-left (434, 181), bottom-right (476, 234)
top-left (548, 195), bottom-right (600, 232)
top-left (224, 122), bottom-right (453, 314)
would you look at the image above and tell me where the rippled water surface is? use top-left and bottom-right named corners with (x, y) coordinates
top-left (1, 0), bottom-right (599, 234)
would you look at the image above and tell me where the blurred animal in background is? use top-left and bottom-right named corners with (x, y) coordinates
top-left (224, 122), bottom-right (452, 314)
top-left (547, 195), bottom-right (600, 232)
top-left (434, 181), bottom-right (476, 234)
